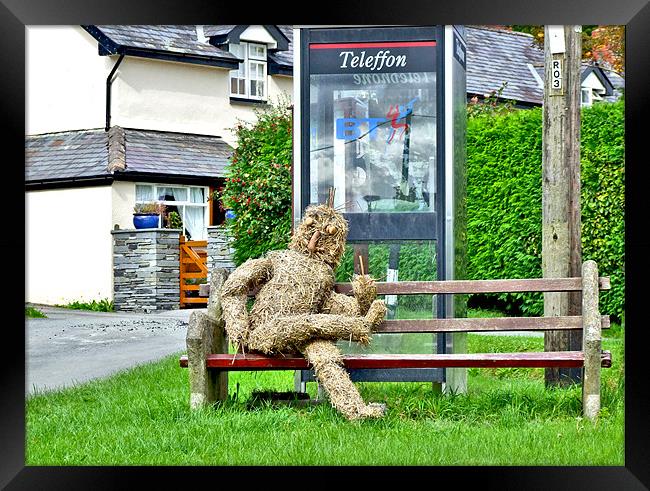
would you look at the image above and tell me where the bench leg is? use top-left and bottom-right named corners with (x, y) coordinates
top-left (582, 260), bottom-right (601, 420)
top-left (186, 268), bottom-right (230, 409)
top-left (186, 311), bottom-right (228, 408)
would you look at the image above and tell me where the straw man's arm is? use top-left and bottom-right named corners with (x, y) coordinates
top-left (321, 274), bottom-right (378, 317)
top-left (220, 256), bottom-right (273, 347)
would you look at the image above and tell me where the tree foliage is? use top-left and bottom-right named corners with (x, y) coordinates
top-left (509, 25), bottom-right (624, 73)
top-left (217, 99), bottom-right (293, 265)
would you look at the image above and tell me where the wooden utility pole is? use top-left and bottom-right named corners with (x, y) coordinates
top-left (542, 25), bottom-right (583, 386)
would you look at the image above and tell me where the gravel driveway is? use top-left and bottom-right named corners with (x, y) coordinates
top-left (26, 305), bottom-right (202, 396)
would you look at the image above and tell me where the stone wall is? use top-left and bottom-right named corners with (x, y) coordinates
top-left (111, 228), bottom-right (181, 312)
top-left (207, 225), bottom-right (236, 277)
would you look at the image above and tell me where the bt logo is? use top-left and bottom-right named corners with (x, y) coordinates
top-left (335, 97), bottom-right (419, 143)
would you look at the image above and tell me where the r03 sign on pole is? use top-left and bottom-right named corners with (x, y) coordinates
top-left (550, 56), bottom-right (563, 96)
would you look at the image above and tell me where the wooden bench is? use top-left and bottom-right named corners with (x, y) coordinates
top-left (180, 260), bottom-right (611, 420)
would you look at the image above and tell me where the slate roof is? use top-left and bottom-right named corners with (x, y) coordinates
top-left (25, 128), bottom-right (232, 185)
top-left (25, 129), bottom-right (109, 182)
top-left (466, 26), bottom-right (545, 105)
top-left (600, 68), bottom-right (625, 102)
top-left (269, 25), bottom-right (293, 69)
top-left (85, 25), bottom-right (241, 67)
top-left (125, 129), bottom-right (232, 178)
top-left (530, 62), bottom-right (623, 104)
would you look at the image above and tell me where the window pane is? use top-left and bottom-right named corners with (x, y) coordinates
top-left (135, 184), bottom-right (153, 201)
top-left (184, 206), bottom-right (205, 240)
top-left (231, 76), bottom-right (245, 95)
top-left (250, 62), bottom-right (265, 79)
top-left (335, 240), bottom-right (439, 354)
top-left (250, 80), bottom-right (265, 98)
top-left (309, 72), bottom-right (437, 213)
top-left (190, 187), bottom-right (205, 203)
top-left (249, 43), bottom-right (266, 59)
top-left (157, 187), bottom-right (188, 202)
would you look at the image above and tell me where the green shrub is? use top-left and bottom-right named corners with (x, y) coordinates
top-left (25, 306), bottom-right (47, 318)
top-left (466, 100), bottom-right (624, 320)
top-left (218, 98), bottom-right (293, 265)
top-left (57, 299), bottom-right (115, 312)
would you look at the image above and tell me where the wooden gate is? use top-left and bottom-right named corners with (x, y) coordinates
top-left (179, 235), bottom-right (208, 307)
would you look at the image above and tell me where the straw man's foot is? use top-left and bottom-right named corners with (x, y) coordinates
top-left (352, 402), bottom-right (387, 420)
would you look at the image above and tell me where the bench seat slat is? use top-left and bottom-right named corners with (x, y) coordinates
top-left (334, 277), bottom-right (611, 295)
top-left (179, 351), bottom-right (611, 370)
top-left (378, 315), bottom-right (610, 333)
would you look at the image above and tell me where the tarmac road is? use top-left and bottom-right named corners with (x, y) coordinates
top-left (25, 305), bottom-right (203, 396)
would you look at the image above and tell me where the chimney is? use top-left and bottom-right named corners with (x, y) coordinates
top-left (196, 25), bottom-right (208, 44)
top-left (107, 125), bottom-right (126, 173)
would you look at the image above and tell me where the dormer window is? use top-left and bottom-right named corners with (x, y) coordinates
top-left (229, 42), bottom-right (267, 101)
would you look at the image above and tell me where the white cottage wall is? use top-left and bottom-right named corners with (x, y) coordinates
top-left (111, 57), bottom-right (293, 146)
top-left (26, 186), bottom-right (114, 305)
top-left (26, 26), bottom-right (112, 135)
top-left (111, 181), bottom-right (136, 230)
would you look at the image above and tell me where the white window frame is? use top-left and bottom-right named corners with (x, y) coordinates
top-left (229, 41), bottom-right (268, 101)
top-left (135, 183), bottom-right (209, 240)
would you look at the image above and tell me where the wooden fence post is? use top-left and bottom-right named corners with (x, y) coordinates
top-left (581, 260), bottom-right (601, 420)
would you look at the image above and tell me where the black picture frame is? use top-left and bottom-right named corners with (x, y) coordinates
top-left (7, 0), bottom-right (649, 487)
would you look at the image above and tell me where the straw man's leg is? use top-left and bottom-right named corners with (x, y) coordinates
top-left (247, 300), bottom-right (386, 355)
top-left (302, 339), bottom-right (386, 420)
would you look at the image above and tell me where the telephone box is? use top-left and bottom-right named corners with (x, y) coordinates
top-left (293, 26), bottom-right (468, 393)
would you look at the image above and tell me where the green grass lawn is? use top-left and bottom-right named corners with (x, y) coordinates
top-left (26, 324), bottom-right (624, 466)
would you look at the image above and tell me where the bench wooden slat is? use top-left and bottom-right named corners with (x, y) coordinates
top-left (334, 277), bottom-right (611, 295)
top-left (201, 276), bottom-right (611, 297)
top-left (179, 351), bottom-right (611, 370)
top-left (378, 315), bottom-right (610, 333)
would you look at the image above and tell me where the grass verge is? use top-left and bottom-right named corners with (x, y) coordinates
top-left (26, 332), bottom-right (624, 466)
top-left (55, 299), bottom-right (115, 312)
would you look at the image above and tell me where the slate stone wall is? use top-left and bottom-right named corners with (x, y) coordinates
top-left (207, 226), bottom-right (236, 277)
top-left (111, 228), bottom-right (181, 312)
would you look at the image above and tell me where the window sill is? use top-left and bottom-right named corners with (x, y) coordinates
top-left (230, 97), bottom-right (268, 106)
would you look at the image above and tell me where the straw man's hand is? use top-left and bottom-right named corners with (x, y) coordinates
top-left (351, 274), bottom-right (378, 316)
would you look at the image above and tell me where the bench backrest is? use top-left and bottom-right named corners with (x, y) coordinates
top-left (333, 276), bottom-right (611, 334)
top-left (207, 264), bottom-right (610, 335)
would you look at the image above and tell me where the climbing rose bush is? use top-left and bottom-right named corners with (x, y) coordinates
top-left (218, 100), bottom-right (293, 265)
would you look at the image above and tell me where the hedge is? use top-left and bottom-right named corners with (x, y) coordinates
top-left (466, 100), bottom-right (624, 321)
top-left (223, 99), bottom-right (624, 322)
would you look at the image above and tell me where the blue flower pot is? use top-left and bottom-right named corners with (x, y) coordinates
top-left (133, 214), bottom-right (160, 229)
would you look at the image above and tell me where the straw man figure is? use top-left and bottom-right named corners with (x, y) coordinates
top-left (220, 201), bottom-right (387, 420)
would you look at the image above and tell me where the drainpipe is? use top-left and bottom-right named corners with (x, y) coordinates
top-left (105, 53), bottom-right (125, 131)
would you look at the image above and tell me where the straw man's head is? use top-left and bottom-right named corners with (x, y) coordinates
top-left (289, 204), bottom-right (349, 269)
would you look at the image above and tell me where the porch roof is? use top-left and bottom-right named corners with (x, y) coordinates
top-left (25, 128), bottom-right (233, 187)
